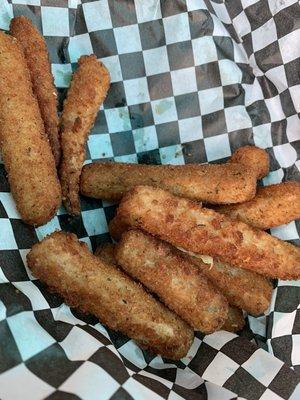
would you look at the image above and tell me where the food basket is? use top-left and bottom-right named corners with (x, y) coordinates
top-left (0, 0), bottom-right (299, 399)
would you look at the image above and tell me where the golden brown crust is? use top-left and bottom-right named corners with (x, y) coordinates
top-left (94, 242), bottom-right (116, 264)
top-left (109, 215), bottom-right (130, 241)
top-left (216, 182), bottom-right (300, 230)
top-left (60, 55), bottom-right (110, 215)
top-left (186, 254), bottom-right (272, 315)
top-left (114, 230), bottom-right (228, 333)
top-left (0, 32), bottom-right (61, 226)
top-left (117, 186), bottom-right (300, 280)
top-left (230, 145), bottom-right (269, 179)
top-left (108, 214), bottom-right (272, 315)
top-left (10, 16), bottom-right (60, 166)
top-left (80, 161), bottom-right (257, 204)
top-left (221, 306), bottom-right (245, 332)
top-left (27, 231), bottom-right (193, 359)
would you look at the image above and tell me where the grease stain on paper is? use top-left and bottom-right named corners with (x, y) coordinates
top-left (154, 99), bottom-right (173, 115)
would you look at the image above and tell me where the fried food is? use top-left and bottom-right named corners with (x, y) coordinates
top-left (222, 306), bottom-right (245, 332)
top-left (216, 182), bottom-right (300, 230)
top-left (0, 32), bottom-right (61, 226)
top-left (96, 239), bottom-right (245, 333)
top-left (60, 55), bottom-right (110, 215)
top-left (230, 145), bottom-right (269, 179)
top-left (27, 231), bottom-right (193, 359)
top-left (185, 254), bottom-right (272, 315)
top-left (94, 242), bottom-right (116, 264)
top-left (95, 236), bottom-right (246, 332)
top-left (108, 214), bottom-right (272, 315)
top-left (81, 146), bottom-right (268, 205)
top-left (80, 161), bottom-right (257, 204)
top-left (10, 16), bottom-right (60, 166)
top-left (109, 215), bottom-right (130, 241)
top-left (114, 230), bottom-right (228, 333)
top-left (117, 186), bottom-right (300, 280)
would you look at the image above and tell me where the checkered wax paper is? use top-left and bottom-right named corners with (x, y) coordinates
top-left (0, 0), bottom-right (299, 399)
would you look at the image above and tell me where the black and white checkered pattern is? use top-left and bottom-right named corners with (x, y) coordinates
top-left (0, 0), bottom-right (299, 399)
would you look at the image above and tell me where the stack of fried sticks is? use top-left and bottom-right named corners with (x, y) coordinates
top-left (1, 17), bottom-right (299, 361)
top-left (28, 143), bottom-right (300, 359)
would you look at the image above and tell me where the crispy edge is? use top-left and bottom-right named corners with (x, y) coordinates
top-left (216, 181), bottom-right (300, 230)
top-left (10, 16), bottom-right (60, 165)
top-left (221, 306), bottom-right (245, 332)
top-left (94, 242), bottom-right (116, 265)
top-left (230, 145), bottom-right (269, 180)
top-left (60, 55), bottom-right (110, 215)
top-left (109, 215), bottom-right (130, 241)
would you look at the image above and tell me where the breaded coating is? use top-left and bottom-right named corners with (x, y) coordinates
top-left (222, 306), bottom-right (245, 333)
top-left (186, 254), bottom-right (272, 315)
top-left (230, 145), bottom-right (269, 179)
top-left (109, 214), bottom-right (272, 315)
top-left (117, 186), bottom-right (300, 280)
top-left (97, 236), bottom-right (245, 332)
top-left (109, 215), bottom-right (130, 241)
top-left (114, 230), bottom-right (228, 333)
top-left (10, 16), bottom-right (60, 165)
top-left (80, 161), bottom-right (257, 204)
top-left (94, 242), bottom-right (116, 264)
top-left (216, 182), bottom-right (300, 230)
top-left (60, 55), bottom-right (110, 215)
top-left (27, 231), bottom-right (193, 359)
top-left (0, 32), bottom-right (61, 226)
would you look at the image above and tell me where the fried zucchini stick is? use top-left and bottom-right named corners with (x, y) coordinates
top-left (108, 215), bottom-right (272, 315)
top-left (80, 161), bottom-right (257, 204)
top-left (60, 55), bottom-right (110, 215)
top-left (27, 231), bottom-right (193, 360)
top-left (185, 254), bottom-right (272, 315)
top-left (0, 32), bottom-right (61, 226)
top-left (230, 145), bottom-right (269, 179)
top-left (96, 242), bottom-right (245, 332)
top-left (117, 186), bottom-right (300, 280)
top-left (10, 16), bottom-right (60, 165)
top-left (222, 306), bottom-right (245, 333)
top-left (115, 230), bottom-right (228, 333)
top-left (216, 182), bottom-right (300, 230)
